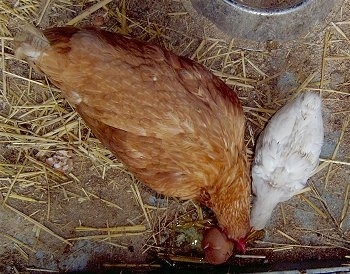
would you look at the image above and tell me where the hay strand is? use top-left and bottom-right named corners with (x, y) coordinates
top-left (66, 0), bottom-right (113, 25)
top-left (4, 203), bottom-right (72, 246)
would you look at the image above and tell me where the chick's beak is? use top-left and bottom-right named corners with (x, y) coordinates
top-left (235, 237), bottom-right (246, 253)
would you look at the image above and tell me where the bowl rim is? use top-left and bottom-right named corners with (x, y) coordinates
top-left (223, 0), bottom-right (308, 15)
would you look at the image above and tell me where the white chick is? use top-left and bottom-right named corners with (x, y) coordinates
top-left (251, 92), bottom-right (324, 230)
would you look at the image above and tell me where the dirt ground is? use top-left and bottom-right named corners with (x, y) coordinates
top-left (0, 0), bottom-right (350, 273)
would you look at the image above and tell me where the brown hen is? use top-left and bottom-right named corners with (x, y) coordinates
top-left (14, 25), bottom-right (251, 254)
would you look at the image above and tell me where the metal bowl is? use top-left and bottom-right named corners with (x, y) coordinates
top-left (189, 0), bottom-right (344, 41)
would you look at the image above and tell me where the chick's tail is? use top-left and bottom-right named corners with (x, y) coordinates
top-left (14, 23), bottom-right (49, 71)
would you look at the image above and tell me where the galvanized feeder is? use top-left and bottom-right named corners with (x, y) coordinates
top-left (189, 0), bottom-right (345, 41)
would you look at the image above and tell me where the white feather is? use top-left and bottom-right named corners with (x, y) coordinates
top-left (251, 92), bottom-right (324, 230)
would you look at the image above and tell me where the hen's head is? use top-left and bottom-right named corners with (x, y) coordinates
top-left (200, 180), bottom-right (250, 264)
top-left (199, 137), bottom-right (251, 263)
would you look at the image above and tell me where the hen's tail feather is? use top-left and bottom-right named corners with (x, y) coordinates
top-left (14, 23), bottom-right (49, 62)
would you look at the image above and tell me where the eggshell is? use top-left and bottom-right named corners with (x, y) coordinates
top-left (202, 227), bottom-right (234, 264)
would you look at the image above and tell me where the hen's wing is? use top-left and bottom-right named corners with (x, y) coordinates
top-left (40, 27), bottom-right (241, 134)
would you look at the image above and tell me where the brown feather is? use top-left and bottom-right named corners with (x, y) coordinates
top-left (14, 26), bottom-right (251, 241)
